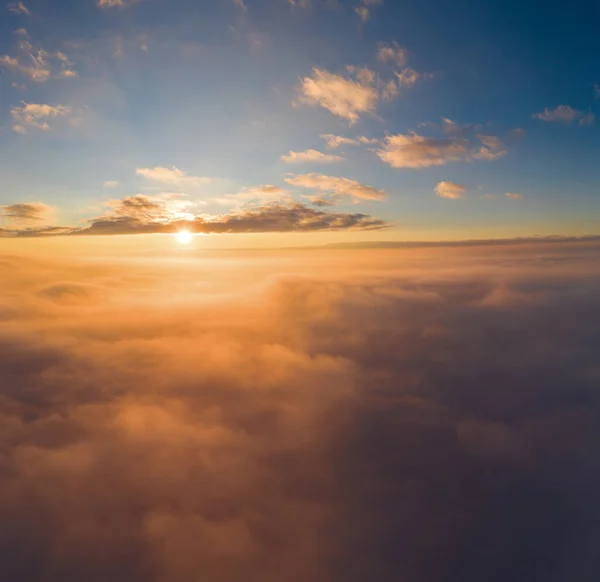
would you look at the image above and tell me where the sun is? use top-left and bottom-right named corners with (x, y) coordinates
top-left (175, 230), bottom-right (193, 245)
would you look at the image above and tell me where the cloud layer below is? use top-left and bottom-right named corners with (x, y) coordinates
top-left (2, 241), bottom-right (600, 581)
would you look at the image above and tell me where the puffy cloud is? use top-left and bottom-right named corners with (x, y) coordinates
top-left (533, 105), bottom-right (595, 126)
top-left (434, 181), bottom-right (466, 200)
top-left (281, 150), bottom-right (345, 164)
top-left (285, 173), bottom-right (386, 204)
top-left (1, 240), bottom-right (600, 581)
top-left (7, 1), bottom-right (30, 15)
top-left (320, 134), bottom-right (379, 149)
top-left (377, 130), bottom-right (507, 169)
top-left (10, 102), bottom-right (72, 134)
top-left (298, 68), bottom-right (379, 123)
top-left (136, 167), bottom-right (210, 187)
top-left (298, 49), bottom-right (426, 122)
top-left (377, 42), bottom-right (408, 67)
top-left (0, 36), bottom-right (76, 82)
top-left (1, 202), bottom-right (54, 225)
top-left (505, 192), bottom-right (523, 200)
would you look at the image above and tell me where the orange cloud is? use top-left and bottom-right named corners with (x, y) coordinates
top-left (1, 240), bottom-right (600, 580)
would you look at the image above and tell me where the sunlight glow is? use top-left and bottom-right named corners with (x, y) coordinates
top-left (175, 230), bottom-right (193, 245)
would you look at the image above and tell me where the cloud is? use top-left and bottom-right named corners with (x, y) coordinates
top-left (1, 240), bottom-right (600, 581)
top-left (7, 1), bottom-right (30, 15)
top-left (104, 181), bottom-right (121, 188)
top-left (214, 185), bottom-right (293, 206)
top-left (0, 194), bottom-right (387, 237)
top-left (355, 0), bottom-right (382, 23)
top-left (1, 202), bottom-right (54, 225)
top-left (320, 134), bottom-right (379, 149)
top-left (136, 167), bottom-right (210, 188)
top-left (354, 6), bottom-right (370, 22)
top-left (505, 192), bottom-right (523, 200)
top-left (396, 68), bottom-right (423, 88)
top-left (79, 203), bottom-right (387, 235)
top-left (377, 42), bottom-right (408, 67)
top-left (377, 130), bottom-right (507, 169)
top-left (509, 128), bottom-right (527, 139)
top-left (232, 0), bottom-right (248, 9)
top-left (434, 181), bottom-right (466, 200)
top-left (285, 173), bottom-right (386, 204)
top-left (578, 112), bottom-right (595, 126)
top-left (97, 0), bottom-right (140, 7)
top-left (298, 68), bottom-right (379, 123)
top-left (101, 193), bottom-right (197, 223)
top-left (281, 150), bottom-right (345, 164)
top-left (0, 36), bottom-right (76, 81)
top-left (298, 61), bottom-right (424, 123)
top-left (533, 105), bottom-right (595, 126)
top-left (10, 102), bottom-right (72, 134)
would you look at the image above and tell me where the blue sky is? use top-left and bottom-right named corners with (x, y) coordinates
top-left (1, 0), bottom-right (600, 242)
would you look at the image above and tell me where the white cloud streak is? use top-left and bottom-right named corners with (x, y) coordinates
top-left (281, 150), bottom-right (345, 164)
top-left (136, 167), bottom-right (210, 188)
top-left (285, 173), bottom-right (386, 204)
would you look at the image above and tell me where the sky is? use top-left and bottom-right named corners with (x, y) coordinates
top-left (1, 0), bottom-right (600, 246)
top-left (4, 2), bottom-right (600, 576)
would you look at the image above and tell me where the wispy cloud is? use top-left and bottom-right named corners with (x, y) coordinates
top-left (214, 185), bottom-right (293, 206)
top-left (0, 35), bottom-right (77, 82)
top-left (435, 181), bottom-right (466, 200)
top-left (281, 150), bottom-right (345, 164)
top-left (505, 192), bottom-right (523, 200)
top-left (533, 105), bottom-right (595, 126)
top-left (1, 202), bottom-right (53, 225)
top-left (320, 134), bottom-right (379, 149)
top-left (377, 42), bottom-right (408, 67)
top-left (355, 0), bottom-right (382, 23)
top-left (7, 1), bottom-right (30, 15)
top-left (285, 173), bottom-right (386, 204)
top-left (136, 167), bottom-right (210, 188)
top-left (97, 0), bottom-right (140, 7)
top-left (11, 102), bottom-right (72, 134)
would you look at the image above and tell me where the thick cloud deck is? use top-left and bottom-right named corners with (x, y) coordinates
top-left (1, 242), bottom-right (600, 581)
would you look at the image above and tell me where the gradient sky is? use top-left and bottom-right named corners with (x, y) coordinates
top-left (1, 0), bottom-right (600, 244)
